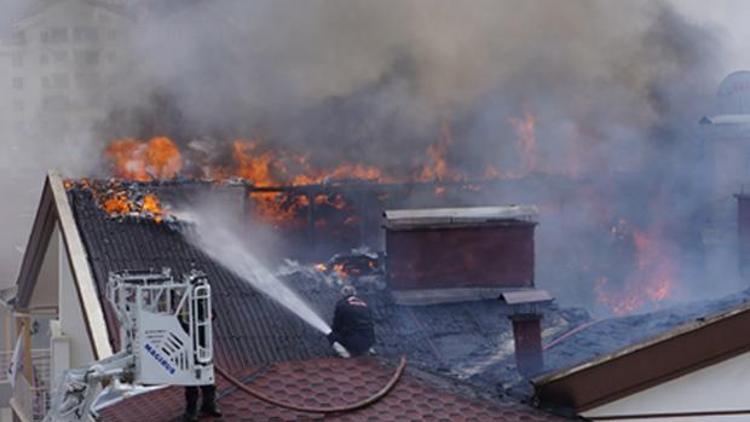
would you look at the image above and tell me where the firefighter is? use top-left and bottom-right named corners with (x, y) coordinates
top-left (179, 289), bottom-right (222, 421)
top-left (327, 285), bottom-right (375, 357)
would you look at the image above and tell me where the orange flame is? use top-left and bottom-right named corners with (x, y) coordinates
top-left (102, 191), bottom-right (131, 214)
top-left (595, 223), bottom-right (676, 315)
top-left (418, 122), bottom-right (462, 182)
top-left (101, 120), bottom-right (518, 228)
top-left (105, 137), bottom-right (183, 181)
top-left (80, 180), bottom-right (170, 224)
top-left (141, 193), bottom-right (165, 223)
top-left (510, 111), bottom-right (537, 174)
top-left (249, 192), bottom-right (311, 228)
top-left (233, 140), bottom-right (277, 186)
top-left (146, 137), bottom-right (183, 179)
top-left (105, 138), bottom-right (148, 181)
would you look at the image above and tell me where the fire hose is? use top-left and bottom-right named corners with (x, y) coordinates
top-left (215, 355), bottom-right (407, 414)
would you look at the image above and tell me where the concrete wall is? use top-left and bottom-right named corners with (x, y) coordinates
top-left (582, 350), bottom-right (750, 421)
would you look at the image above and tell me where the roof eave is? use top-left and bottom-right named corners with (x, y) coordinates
top-left (15, 174), bottom-right (58, 309)
top-left (532, 301), bottom-right (750, 412)
top-left (15, 171), bottom-right (113, 360)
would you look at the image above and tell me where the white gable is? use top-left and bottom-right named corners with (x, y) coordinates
top-left (27, 224), bottom-right (60, 312)
top-left (583, 350), bottom-right (750, 421)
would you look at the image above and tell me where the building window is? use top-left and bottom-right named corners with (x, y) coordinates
top-left (53, 73), bottom-right (69, 89)
top-left (40, 53), bottom-right (49, 65)
top-left (41, 27), bottom-right (68, 44)
top-left (11, 31), bottom-right (25, 45)
top-left (53, 51), bottom-right (68, 63)
top-left (42, 74), bottom-right (69, 89)
top-left (13, 100), bottom-right (24, 112)
top-left (107, 51), bottom-right (116, 63)
top-left (88, 93), bottom-right (103, 107)
top-left (96, 11), bottom-right (111, 24)
top-left (75, 72), bottom-right (101, 89)
top-left (41, 95), bottom-right (70, 111)
top-left (11, 53), bottom-right (23, 67)
top-left (12, 77), bottom-right (23, 90)
top-left (74, 50), bottom-right (100, 66)
top-left (73, 26), bottom-right (100, 43)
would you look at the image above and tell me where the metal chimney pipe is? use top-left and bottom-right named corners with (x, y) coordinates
top-left (499, 289), bottom-right (553, 378)
top-left (510, 313), bottom-right (543, 377)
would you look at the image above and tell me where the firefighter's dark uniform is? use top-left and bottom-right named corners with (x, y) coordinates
top-left (181, 298), bottom-right (221, 421)
top-left (327, 295), bottom-right (375, 356)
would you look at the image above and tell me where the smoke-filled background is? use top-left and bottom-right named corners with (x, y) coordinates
top-left (0, 0), bottom-right (746, 313)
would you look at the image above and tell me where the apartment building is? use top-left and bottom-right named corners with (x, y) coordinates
top-left (0, 0), bottom-right (132, 141)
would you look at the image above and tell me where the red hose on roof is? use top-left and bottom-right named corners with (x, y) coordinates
top-left (215, 355), bottom-right (407, 414)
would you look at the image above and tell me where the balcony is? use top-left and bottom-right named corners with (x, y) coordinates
top-left (8, 349), bottom-right (51, 422)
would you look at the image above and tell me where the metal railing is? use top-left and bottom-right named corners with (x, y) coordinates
top-left (0, 349), bottom-right (50, 383)
top-left (10, 349), bottom-right (51, 422)
top-left (0, 350), bottom-right (11, 382)
top-left (14, 373), bottom-right (50, 422)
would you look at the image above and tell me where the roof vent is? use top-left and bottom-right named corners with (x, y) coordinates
top-left (499, 289), bottom-right (553, 377)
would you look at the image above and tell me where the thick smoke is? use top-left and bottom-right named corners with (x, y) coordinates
top-left (110, 1), bottom-right (717, 149)
top-left (0, 0), bottom-right (732, 312)
top-left (102, 0), bottom-right (728, 310)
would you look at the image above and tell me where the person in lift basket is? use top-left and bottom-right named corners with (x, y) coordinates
top-left (180, 290), bottom-right (222, 422)
top-left (327, 285), bottom-right (376, 358)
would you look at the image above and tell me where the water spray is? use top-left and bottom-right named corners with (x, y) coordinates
top-left (178, 209), bottom-right (332, 335)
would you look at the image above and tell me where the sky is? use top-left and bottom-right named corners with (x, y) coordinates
top-left (670, 0), bottom-right (750, 75)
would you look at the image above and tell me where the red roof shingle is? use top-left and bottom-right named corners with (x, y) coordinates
top-left (102, 357), bottom-right (565, 421)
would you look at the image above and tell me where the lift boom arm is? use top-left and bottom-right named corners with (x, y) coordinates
top-left (43, 269), bottom-right (214, 421)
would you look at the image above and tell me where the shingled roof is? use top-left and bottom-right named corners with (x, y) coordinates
top-left (68, 186), bottom-right (331, 368)
top-left (58, 180), bottom-right (572, 421)
top-left (534, 289), bottom-right (750, 413)
top-left (102, 357), bottom-right (564, 422)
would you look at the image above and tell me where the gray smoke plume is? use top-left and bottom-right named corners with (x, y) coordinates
top-left (0, 0), bottom-right (732, 313)
top-left (108, 0), bottom-right (719, 161)
top-left (97, 0), bottom-right (729, 311)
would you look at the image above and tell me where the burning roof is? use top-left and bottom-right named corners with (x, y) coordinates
top-left (66, 179), bottom-right (174, 225)
top-left (92, 131), bottom-right (693, 316)
top-left (20, 173), bottom-right (750, 421)
top-left (61, 178), bottom-right (575, 420)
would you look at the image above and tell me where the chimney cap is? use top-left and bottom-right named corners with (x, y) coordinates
top-left (499, 289), bottom-right (553, 305)
top-left (383, 205), bottom-right (538, 230)
top-left (499, 289), bottom-right (554, 316)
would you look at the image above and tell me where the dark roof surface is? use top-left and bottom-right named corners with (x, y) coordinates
top-left (67, 184), bottom-right (573, 420)
top-left (101, 356), bottom-right (565, 422)
top-left (533, 289), bottom-right (750, 412)
top-left (68, 187), bottom-right (331, 369)
top-left (540, 288), bottom-right (750, 376)
top-left (278, 265), bottom-right (588, 394)
top-left (68, 183), bottom-right (589, 382)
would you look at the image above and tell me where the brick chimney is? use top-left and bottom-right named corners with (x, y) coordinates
top-left (383, 205), bottom-right (538, 305)
top-left (500, 290), bottom-right (553, 377)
